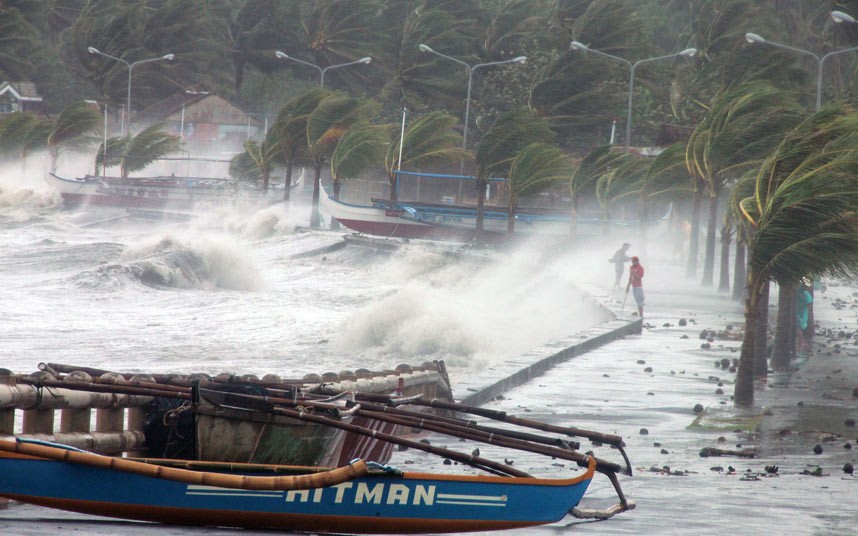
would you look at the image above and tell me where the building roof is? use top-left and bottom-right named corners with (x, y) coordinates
top-left (0, 81), bottom-right (43, 102)
top-left (135, 92), bottom-right (261, 126)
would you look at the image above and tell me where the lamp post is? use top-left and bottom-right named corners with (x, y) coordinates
top-left (274, 51), bottom-right (371, 88)
top-left (87, 47), bottom-right (174, 136)
top-left (745, 23), bottom-right (858, 111)
top-left (418, 44), bottom-right (526, 150)
top-left (180, 89), bottom-right (209, 143)
top-left (570, 41), bottom-right (696, 148)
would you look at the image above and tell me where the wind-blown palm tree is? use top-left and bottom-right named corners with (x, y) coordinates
top-left (0, 112), bottom-right (51, 174)
top-left (734, 105), bottom-right (858, 406)
top-left (46, 101), bottom-right (102, 172)
top-left (383, 111), bottom-right (469, 201)
top-left (685, 81), bottom-right (805, 287)
top-left (330, 121), bottom-right (389, 229)
top-left (96, 124), bottom-right (180, 179)
top-left (594, 152), bottom-right (648, 236)
top-left (505, 142), bottom-right (572, 234)
top-left (729, 171), bottom-right (756, 302)
top-left (242, 134), bottom-right (281, 193)
top-left (568, 146), bottom-right (622, 239)
top-left (475, 109), bottom-right (553, 238)
top-left (270, 88), bottom-right (329, 201)
top-left (306, 93), bottom-right (377, 228)
top-left (639, 143), bottom-right (692, 245)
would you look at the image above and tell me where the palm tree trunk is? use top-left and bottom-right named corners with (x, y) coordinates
top-left (686, 185), bottom-right (703, 278)
top-left (388, 172), bottom-right (398, 201)
top-left (753, 281), bottom-right (770, 378)
top-left (718, 225), bottom-right (731, 292)
top-left (262, 168), bottom-right (270, 193)
top-left (475, 180), bottom-right (487, 238)
top-left (771, 281), bottom-right (797, 370)
top-left (735, 276), bottom-right (761, 407)
top-left (49, 146), bottom-right (59, 173)
top-left (701, 193), bottom-right (718, 286)
top-left (507, 198), bottom-right (516, 235)
top-left (310, 162), bottom-right (322, 229)
top-left (283, 161), bottom-right (293, 202)
top-left (330, 178), bottom-right (342, 230)
top-left (732, 239), bottom-right (746, 301)
top-left (569, 191), bottom-right (578, 238)
top-left (638, 192), bottom-right (649, 245)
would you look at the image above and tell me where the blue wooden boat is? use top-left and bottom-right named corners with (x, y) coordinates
top-left (0, 438), bottom-right (597, 533)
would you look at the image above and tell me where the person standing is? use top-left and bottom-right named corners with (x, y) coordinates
top-left (626, 256), bottom-right (645, 318)
top-left (609, 243), bottom-right (631, 289)
top-left (796, 278), bottom-right (813, 353)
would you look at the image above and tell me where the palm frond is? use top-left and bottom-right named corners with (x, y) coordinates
top-left (476, 109), bottom-right (554, 180)
top-left (384, 111), bottom-right (469, 176)
top-left (331, 122), bottom-right (389, 180)
top-left (508, 143), bottom-right (572, 199)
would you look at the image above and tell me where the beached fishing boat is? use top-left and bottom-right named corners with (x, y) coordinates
top-left (0, 437), bottom-right (598, 533)
top-left (319, 184), bottom-right (477, 242)
top-left (322, 175), bottom-right (671, 242)
top-left (45, 171), bottom-right (265, 210)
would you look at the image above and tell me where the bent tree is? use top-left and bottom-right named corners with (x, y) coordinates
top-left (734, 105), bottom-right (858, 406)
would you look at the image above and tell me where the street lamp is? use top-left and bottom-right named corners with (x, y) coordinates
top-left (745, 25), bottom-right (858, 111)
top-left (570, 41), bottom-right (696, 148)
top-left (832, 10), bottom-right (856, 24)
top-left (274, 51), bottom-right (371, 88)
top-left (87, 47), bottom-right (174, 136)
top-left (418, 44), bottom-right (526, 150)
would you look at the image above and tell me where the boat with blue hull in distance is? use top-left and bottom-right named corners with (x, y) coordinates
top-left (0, 438), bottom-right (597, 534)
top-left (322, 184), bottom-right (670, 242)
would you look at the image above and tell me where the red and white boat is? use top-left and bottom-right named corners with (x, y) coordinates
top-left (320, 184), bottom-right (477, 242)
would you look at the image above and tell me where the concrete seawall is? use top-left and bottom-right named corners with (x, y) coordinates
top-left (456, 282), bottom-right (642, 406)
top-left (456, 317), bottom-right (642, 406)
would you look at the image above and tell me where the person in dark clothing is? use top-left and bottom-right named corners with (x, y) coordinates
top-left (609, 243), bottom-right (631, 289)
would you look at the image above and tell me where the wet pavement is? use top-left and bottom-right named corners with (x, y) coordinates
top-left (3, 245), bottom-right (858, 535)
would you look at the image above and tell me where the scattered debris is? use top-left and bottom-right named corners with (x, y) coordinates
top-left (699, 447), bottom-right (755, 458)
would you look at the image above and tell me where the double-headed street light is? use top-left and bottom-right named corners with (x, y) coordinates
top-left (418, 44), bottom-right (526, 150)
top-left (274, 51), bottom-right (371, 88)
top-left (745, 12), bottom-right (858, 111)
top-left (87, 47), bottom-right (174, 136)
top-left (570, 41), bottom-right (696, 148)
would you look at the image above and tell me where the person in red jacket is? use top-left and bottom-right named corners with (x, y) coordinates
top-left (626, 256), bottom-right (645, 318)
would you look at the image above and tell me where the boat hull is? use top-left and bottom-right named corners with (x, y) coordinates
top-left (0, 447), bottom-right (595, 533)
top-left (45, 172), bottom-right (257, 210)
top-left (321, 185), bottom-right (671, 242)
top-left (321, 190), bottom-right (475, 242)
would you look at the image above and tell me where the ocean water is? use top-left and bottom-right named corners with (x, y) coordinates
top-left (0, 170), bottom-right (607, 382)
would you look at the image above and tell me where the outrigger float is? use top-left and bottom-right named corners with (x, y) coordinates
top-left (0, 363), bottom-right (634, 533)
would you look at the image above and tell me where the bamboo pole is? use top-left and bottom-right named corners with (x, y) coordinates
top-left (0, 438), bottom-right (368, 491)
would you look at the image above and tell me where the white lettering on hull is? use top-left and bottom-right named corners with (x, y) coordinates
top-left (285, 482), bottom-right (443, 506)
